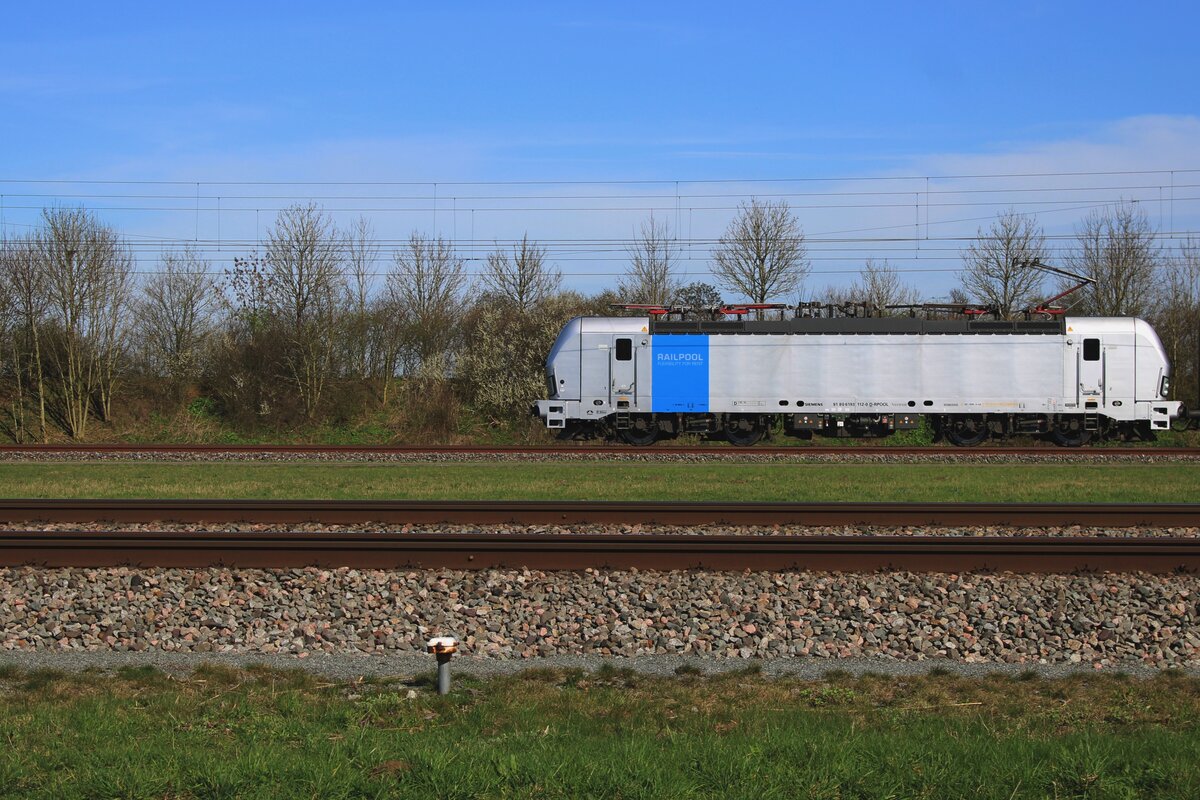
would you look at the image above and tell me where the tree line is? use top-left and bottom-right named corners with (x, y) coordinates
top-left (0, 199), bottom-right (1196, 442)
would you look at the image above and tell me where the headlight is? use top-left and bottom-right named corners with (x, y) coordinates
top-left (1161, 376), bottom-right (1171, 397)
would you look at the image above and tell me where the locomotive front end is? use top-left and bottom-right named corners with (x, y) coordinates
top-left (1131, 318), bottom-right (1183, 431)
top-left (533, 316), bottom-right (583, 430)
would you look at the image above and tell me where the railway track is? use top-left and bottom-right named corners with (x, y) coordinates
top-left (2, 499), bottom-right (1198, 527)
top-left (1, 529), bottom-right (1198, 572)
top-left (3, 500), bottom-right (1198, 572)
top-left (1, 443), bottom-right (1198, 457)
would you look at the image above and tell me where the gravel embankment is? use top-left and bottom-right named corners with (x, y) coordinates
top-left (2, 449), bottom-right (1197, 465)
top-left (2, 566), bottom-right (1195, 667)
top-left (3, 522), bottom-right (1196, 538)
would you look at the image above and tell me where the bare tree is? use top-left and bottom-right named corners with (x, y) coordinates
top-left (846, 259), bottom-right (920, 313)
top-left (384, 232), bottom-right (468, 377)
top-left (0, 242), bottom-right (19, 439)
top-left (482, 233), bottom-right (561, 307)
top-left (137, 246), bottom-right (218, 392)
top-left (262, 204), bottom-right (346, 417)
top-left (35, 207), bottom-right (134, 437)
top-left (95, 281), bottom-right (133, 424)
top-left (342, 216), bottom-right (380, 381)
top-left (711, 198), bottom-right (809, 305)
top-left (1156, 238), bottom-right (1200, 405)
top-left (0, 236), bottom-right (49, 441)
top-left (0, 243), bottom-right (12, 341)
top-left (958, 211), bottom-right (1048, 318)
top-left (368, 293), bottom-right (406, 407)
top-left (618, 215), bottom-right (677, 304)
top-left (1067, 202), bottom-right (1162, 317)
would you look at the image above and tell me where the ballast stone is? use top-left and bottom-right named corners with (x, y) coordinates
top-left (0, 566), bottom-right (1197, 667)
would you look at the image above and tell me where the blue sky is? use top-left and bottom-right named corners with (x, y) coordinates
top-left (1, 2), bottom-right (1198, 298)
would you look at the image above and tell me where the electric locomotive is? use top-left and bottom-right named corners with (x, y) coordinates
top-left (533, 308), bottom-right (1182, 446)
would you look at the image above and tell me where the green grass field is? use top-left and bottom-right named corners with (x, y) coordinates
top-left (0, 461), bottom-right (1197, 502)
top-left (1, 664), bottom-right (1198, 799)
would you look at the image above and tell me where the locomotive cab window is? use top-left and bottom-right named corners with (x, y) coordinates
top-left (615, 338), bottom-right (632, 361)
top-left (1083, 338), bottom-right (1100, 361)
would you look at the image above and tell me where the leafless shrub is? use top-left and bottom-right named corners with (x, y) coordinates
top-left (262, 203), bottom-right (347, 417)
top-left (211, 250), bottom-right (309, 426)
top-left (137, 246), bottom-right (218, 395)
top-left (672, 281), bottom-right (723, 313)
top-left (384, 232), bottom-right (468, 379)
top-left (837, 259), bottom-right (920, 313)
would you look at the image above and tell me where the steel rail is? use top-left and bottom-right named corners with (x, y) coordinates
top-left (1, 444), bottom-right (1197, 457)
top-left (2, 530), bottom-right (1198, 572)
top-left (1, 499), bottom-right (1198, 527)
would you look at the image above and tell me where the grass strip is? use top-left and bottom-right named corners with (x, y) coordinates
top-left (0, 461), bottom-right (1197, 502)
top-left (0, 664), bottom-right (1198, 799)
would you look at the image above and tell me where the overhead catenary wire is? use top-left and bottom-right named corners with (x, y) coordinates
top-left (0, 169), bottom-right (1196, 287)
top-left (2, 167), bottom-right (1198, 186)
top-left (0, 183), bottom-right (1197, 202)
top-left (1, 195), bottom-right (1197, 214)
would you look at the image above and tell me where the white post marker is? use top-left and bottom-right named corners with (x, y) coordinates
top-left (427, 636), bottom-right (458, 695)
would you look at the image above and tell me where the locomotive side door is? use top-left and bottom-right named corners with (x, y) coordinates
top-left (1078, 337), bottom-right (1105, 403)
top-left (610, 336), bottom-right (637, 403)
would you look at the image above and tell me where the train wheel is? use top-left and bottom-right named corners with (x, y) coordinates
top-left (1050, 417), bottom-right (1092, 447)
top-left (617, 416), bottom-right (659, 446)
top-left (944, 415), bottom-right (989, 447)
top-left (725, 415), bottom-right (765, 447)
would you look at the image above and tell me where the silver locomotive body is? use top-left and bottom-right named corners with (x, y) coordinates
top-left (534, 314), bottom-right (1181, 445)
